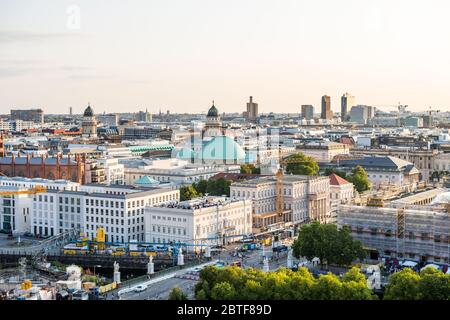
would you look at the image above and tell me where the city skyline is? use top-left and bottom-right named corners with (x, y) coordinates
top-left (2, 0), bottom-right (450, 114)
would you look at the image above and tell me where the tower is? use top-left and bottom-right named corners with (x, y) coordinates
top-left (203, 101), bottom-right (223, 137)
top-left (341, 93), bottom-right (355, 122)
top-left (244, 96), bottom-right (258, 121)
top-left (81, 103), bottom-right (98, 138)
top-left (321, 95), bottom-right (333, 120)
top-left (0, 133), bottom-right (5, 157)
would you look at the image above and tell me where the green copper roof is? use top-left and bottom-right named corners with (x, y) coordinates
top-left (135, 176), bottom-right (160, 185)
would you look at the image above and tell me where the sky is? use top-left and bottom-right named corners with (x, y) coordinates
top-left (1, 0), bottom-right (450, 114)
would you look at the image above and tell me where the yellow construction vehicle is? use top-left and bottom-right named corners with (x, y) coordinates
top-left (21, 280), bottom-right (33, 290)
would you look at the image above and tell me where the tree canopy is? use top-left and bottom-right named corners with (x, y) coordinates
top-left (179, 185), bottom-right (199, 201)
top-left (285, 153), bottom-right (319, 176)
top-left (347, 165), bottom-right (371, 193)
top-left (169, 286), bottom-right (188, 300)
top-left (240, 164), bottom-right (261, 174)
top-left (195, 265), bottom-right (377, 300)
top-left (292, 222), bottom-right (365, 267)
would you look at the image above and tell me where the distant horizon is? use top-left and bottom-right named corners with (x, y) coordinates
top-left (2, 0), bottom-right (450, 113)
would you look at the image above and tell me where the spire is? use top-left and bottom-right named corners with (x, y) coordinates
top-left (212, 100), bottom-right (215, 106)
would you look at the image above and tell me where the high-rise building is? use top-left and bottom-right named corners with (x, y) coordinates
top-left (349, 105), bottom-right (373, 125)
top-left (136, 109), bottom-right (152, 122)
top-left (243, 96), bottom-right (258, 121)
top-left (301, 105), bottom-right (314, 120)
top-left (341, 93), bottom-right (355, 122)
top-left (69, 106), bottom-right (73, 116)
top-left (321, 95), bottom-right (333, 120)
top-left (10, 109), bottom-right (44, 124)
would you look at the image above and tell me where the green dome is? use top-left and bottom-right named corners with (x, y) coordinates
top-left (202, 136), bottom-right (246, 161)
top-left (207, 104), bottom-right (219, 117)
top-left (176, 147), bottom-right (197, 159)
top-left (135, 176), bottom-right (160, 186)
top-left (84, 105), bottom-right (94, 117)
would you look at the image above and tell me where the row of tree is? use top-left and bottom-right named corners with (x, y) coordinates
top-left (193, 266), bottom-right (377, 300)
top-left (189, 264), bottom-right (450, 300)
top-left (179, 178), bottom-right (232, 201)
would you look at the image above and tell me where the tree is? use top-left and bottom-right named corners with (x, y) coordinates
top-left (179, 185), bottom-right (199, 201)
top-left (206, 178), bottom-right (231, 196)
top-left (384, 268), bottom-right (421, 300)
top-left (193, 180), bottom-right (208, 195)
top-left (347, 165), bottom-right (371, 193)
top-left (285, 153), bottom-right (319, 176)
top-left (292, 222), bottom-right (365, 268)
top-left (418, 268), bottom-right (450, 300)
top-left (240, 164), bottom-right (260, 174)
top-left (169, 286), bottom-right (188, 300)
top-left (211, 282), bottom-right (237, 300)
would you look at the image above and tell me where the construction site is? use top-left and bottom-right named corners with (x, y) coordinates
top-left (338, 188), bottom-right (450, 264)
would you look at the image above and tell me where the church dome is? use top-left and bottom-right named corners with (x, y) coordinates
top-left (84, 105), bottom-right (94, 117)
top-left (207, 103), bottom-right (219, 117)
top-left (202, 136), bottom-right (246, 161)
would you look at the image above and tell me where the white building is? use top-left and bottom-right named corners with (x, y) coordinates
top-left (231, 175), bottom-right (331, 230)
top-left (0, 176), bottom-right (179, 242)
top-left (121, 158), bottom-right (240, 186)
top-left (295, 141), bottom-right (350, 162)
top-left (96, 158), bottom-right (124, 185)
top-left (144, 196), bottom-right (252, 251)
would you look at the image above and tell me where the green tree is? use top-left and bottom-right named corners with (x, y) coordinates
top-left (384, 268), bottom-right (421, 300)
top-left (292, 222), bottom-right (365, 268)
top-left (240, 164), bottom-right (261, 174)
top-left (347, 165), bottom-right (371, 193)
top-left (169, 286), bottom-right (188, 300)
top-left (285, 153), bottom-right (319, 176)
top-left (418, 268), bottom-right (450, 300)
top-left (206, 178), bottom-right (231, 196)
top-left (211, 282), bottom-right (237, 300)
top-left (193, 179), bottom-right (208, 195)
top-left (179, 185), bottom-right (199, 201)
top-left (311, 273), bottom-right (343, 300)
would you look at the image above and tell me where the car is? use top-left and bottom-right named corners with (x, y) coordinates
top-left (134, 284), bottom-right (147, 292)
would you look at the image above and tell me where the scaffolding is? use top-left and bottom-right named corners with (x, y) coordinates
top-left (337, 203), bottom-right (450, 263)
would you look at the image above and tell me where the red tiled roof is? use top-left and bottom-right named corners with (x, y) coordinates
top-left (329, 173), bottom-right (351, 185)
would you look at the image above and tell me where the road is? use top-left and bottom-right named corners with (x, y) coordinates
top-left (118, 244), bottom-right (298, 300)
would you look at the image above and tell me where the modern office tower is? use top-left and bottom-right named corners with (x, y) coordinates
top-left (301, 105), bottom-right (314, 120)
top-left (10, 109), bottom-right (44, 124)
top-left (423, 115), bottom-right (433, 128)
top-left (341, 93), bottom-right (355, 121)
top-left (243, 96), bottom-right (259, 121)
top-left (349, 105), bottom-right (373, 125)
top-left (321, 95), bottom-right (333, 120)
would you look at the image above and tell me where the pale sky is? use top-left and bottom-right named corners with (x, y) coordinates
top-left (1, 0), bottom-right (450, 114)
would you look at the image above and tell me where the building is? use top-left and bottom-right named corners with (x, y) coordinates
top-left (403, 117), bottom-right (423, 128)
top-left (121, 158), bottom-right (240, 186)
top-left (10, 109), bottom-right (44, 124)
top-left (327, 156), bottom-right (421, 192)
top-left (203, 102), bottom-right (224, 138)
top-left (144, 196), bottom-right (252, 251)
top-left (329, 173), bottom-right (354, 221)
top-left (243, 96), bottom-right (258, 121)
top-left (341, 93), bottom-right (355, 122)
top-left (136, 109), bottom-right (152, 122)
top-left (321, 95), bottom-right (333, 120)
top-left (301, 105), bottom-right (314, 120)
top-left (97, 114), bottom-right (119, 127)
top-left (81, 104), bottom-right (98, 138)
top-left (295, 141), bottom-right (350, 162)
top-left (0, 176), bottom-right (179, 241)
top-left (350, 105), bottom-right (373, 125)
top-left (231, 175), bottom-right (330, 231)
top-left (423, 115), bottom-right (433, 128)
top-left (0, 134), bottom-right (4, 157)
top-left (351, 147), bottom-right (438, 182)
top-left (0, 154), bottom-right (86, 183)
top-left (337, 189), bottom-right (450, 263)
top-left (85, 158), bottom-right (124, 185)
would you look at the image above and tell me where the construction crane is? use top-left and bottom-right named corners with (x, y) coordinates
top-left (0, 185), bottom-right (47, 196)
